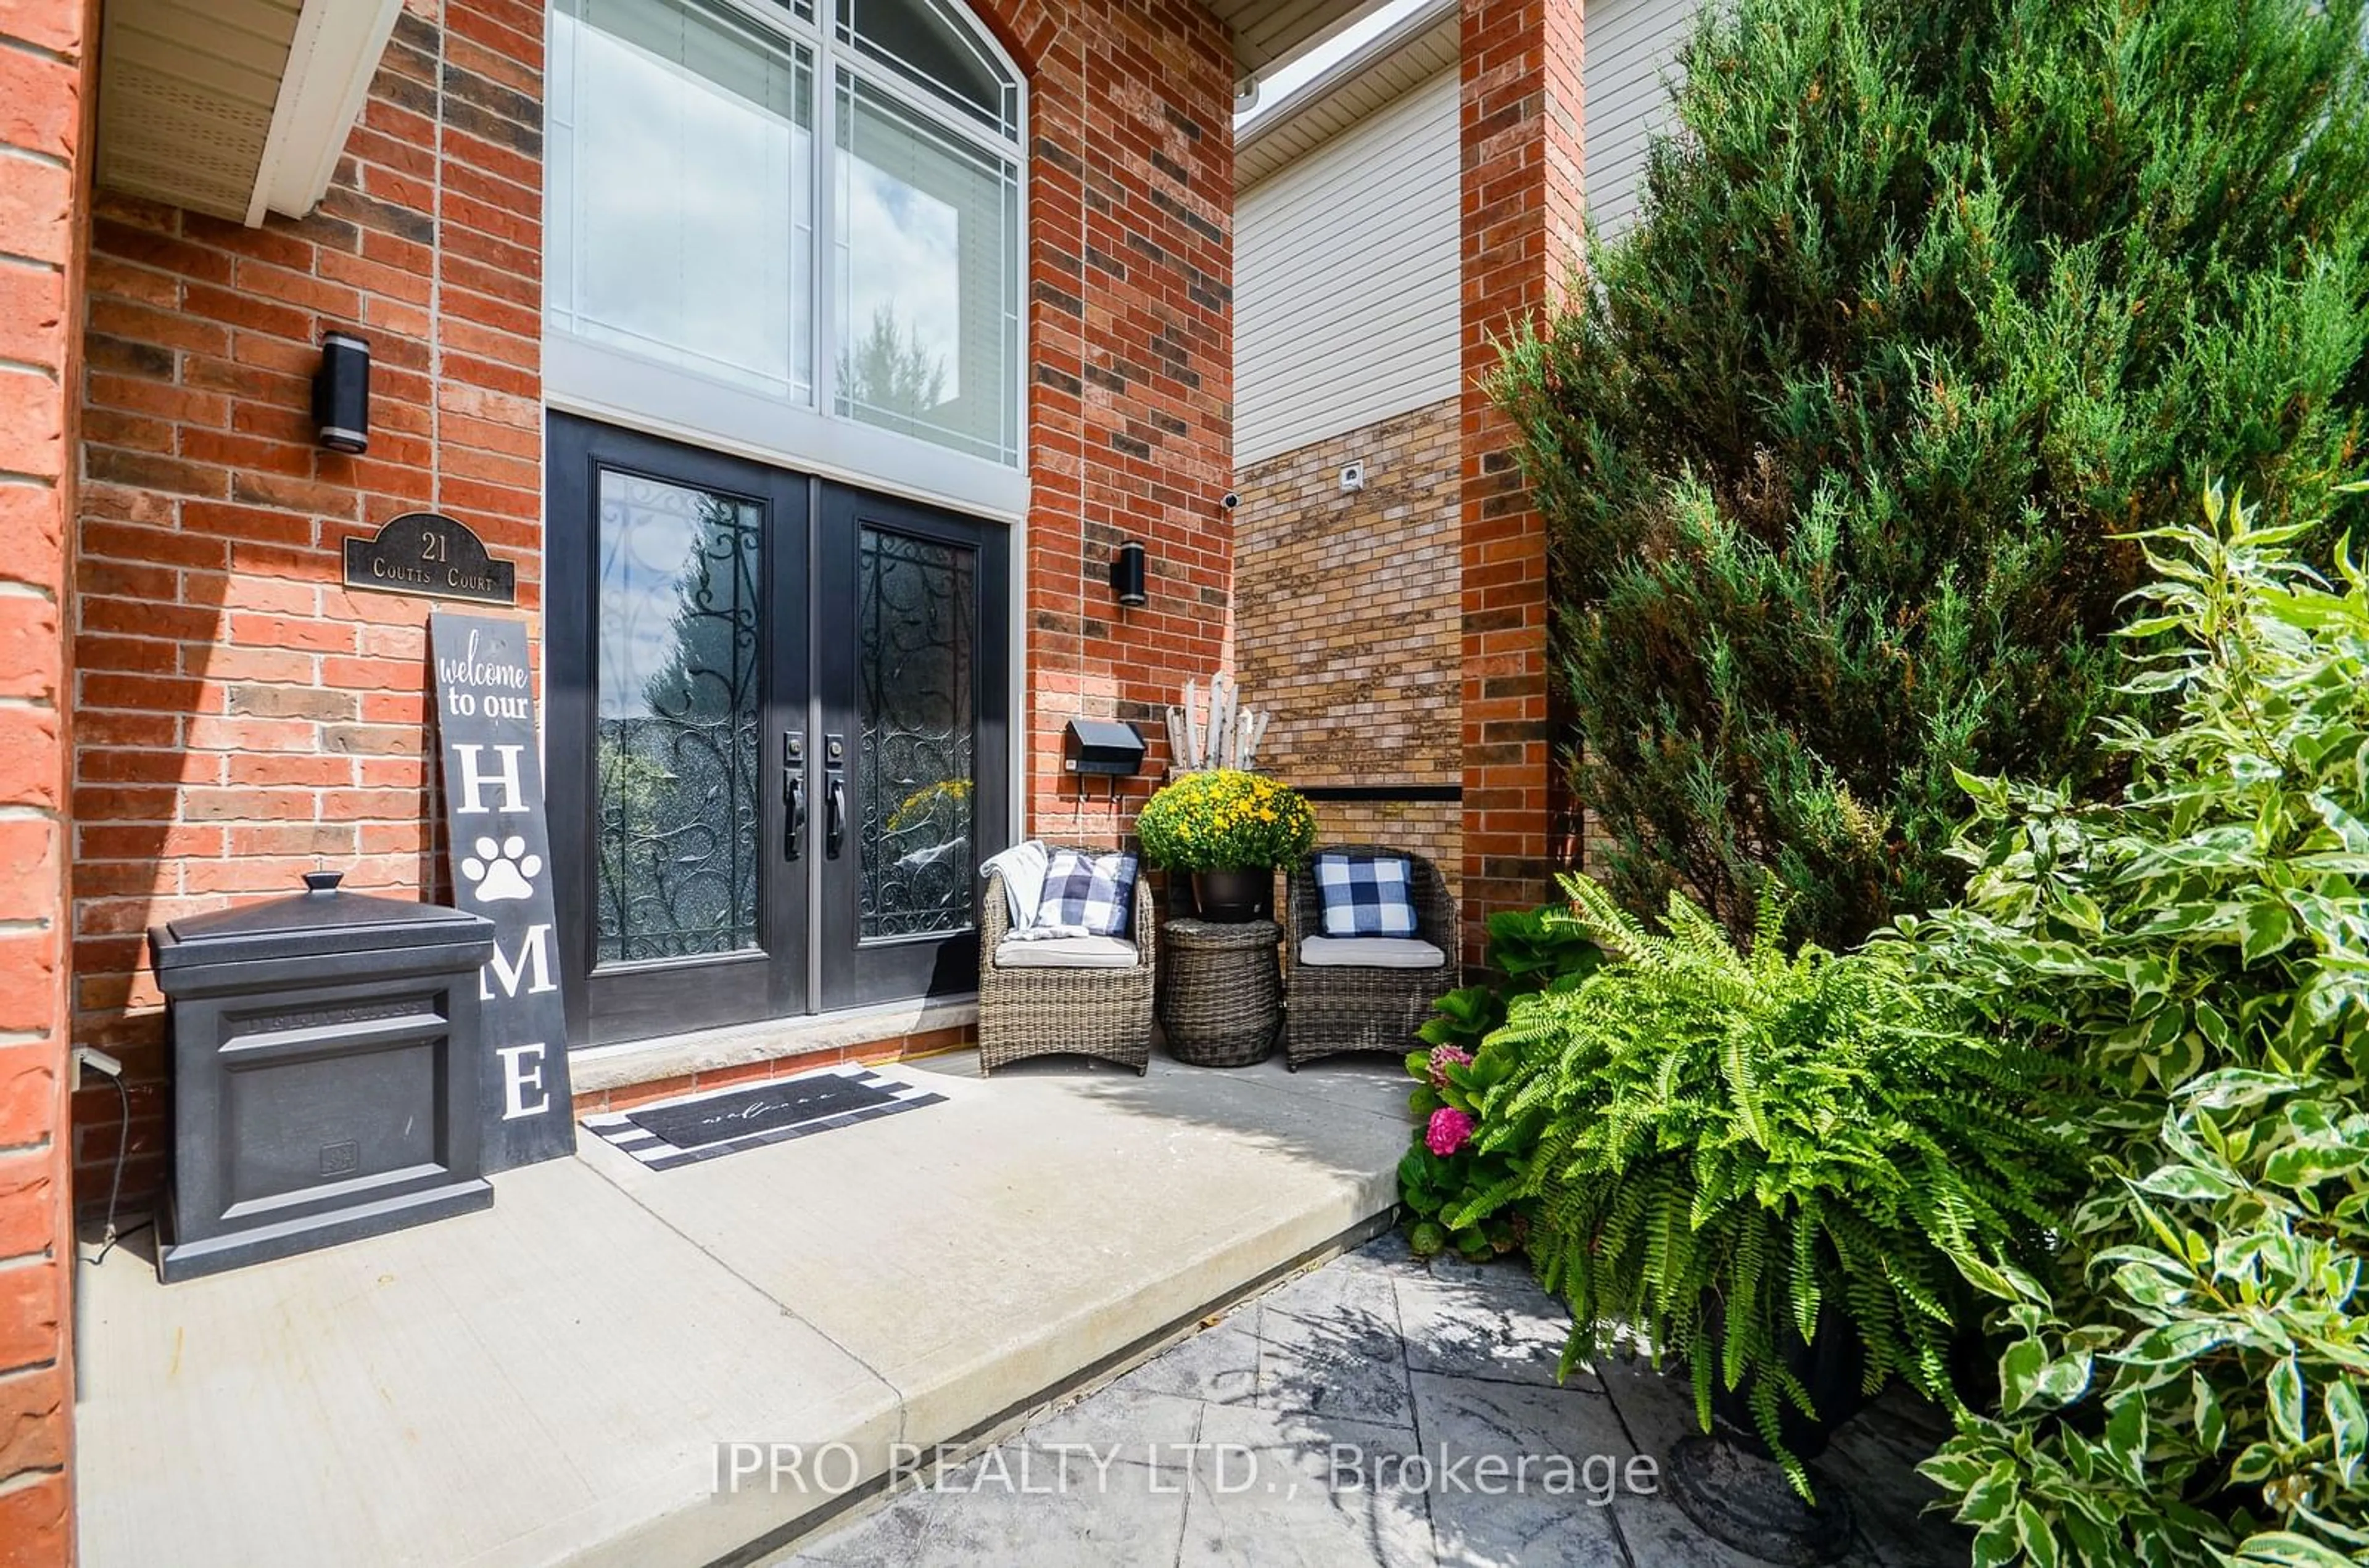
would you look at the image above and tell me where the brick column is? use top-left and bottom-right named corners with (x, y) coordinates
top-left (0, 2), bottom-right (92, 1561)
top-left (1457, 0), bottom-right (1582, 966)
top-left (1003, 0), bottom-right (1234, 850)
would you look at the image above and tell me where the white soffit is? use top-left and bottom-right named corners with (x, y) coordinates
top-left (1236, 0), bottom-right (1458, 191)
top-left (96, 0), bottom-right (403, 226)
top-left (1212, 0), bottom-right (1387, 75)
top-left (251, 0), bottom-right (408, 223)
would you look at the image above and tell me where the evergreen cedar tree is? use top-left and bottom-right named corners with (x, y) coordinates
top-left (1494, 0), bottom-right (2369, 949)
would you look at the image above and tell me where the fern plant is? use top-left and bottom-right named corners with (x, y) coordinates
top-left (1462, 873), bottom-right (2080, 1492)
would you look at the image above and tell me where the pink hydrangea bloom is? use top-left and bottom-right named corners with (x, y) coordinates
top-left (1426, 1106), bottom-right (1476, 1157)
top-left (1426, 1044), bottom-right (1473, 1089)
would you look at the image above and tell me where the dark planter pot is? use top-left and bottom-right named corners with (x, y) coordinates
top-left (1949, 1318), bottom-right (2000, 1416)
top-left (1705, 1302), bottom-right (1872, 1463)
top-left (1664, 1297), bottom-right (1871, 1566)
top-left (1190, 868), bottom-right (1272, 922)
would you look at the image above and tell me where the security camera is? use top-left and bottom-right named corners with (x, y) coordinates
top-left (1222, 491), bottom-right (1239, 509)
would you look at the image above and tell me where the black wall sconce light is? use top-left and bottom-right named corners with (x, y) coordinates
top-left (1109, 539), bottom-right (1147, 607)
top-left (313, 331), bottom-right (370, 454)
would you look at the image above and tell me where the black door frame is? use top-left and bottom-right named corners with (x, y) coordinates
top-left (547, 413), bottom-right (1012, 1045)
top-left (546, 415), bottom-right (812, 1047)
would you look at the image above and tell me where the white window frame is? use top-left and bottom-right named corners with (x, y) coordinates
top-left (542, 0), bottom-right (1031, 523)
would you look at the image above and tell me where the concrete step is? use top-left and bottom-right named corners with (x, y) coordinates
top-left (75, 1050), bottom-right (1413, 1568)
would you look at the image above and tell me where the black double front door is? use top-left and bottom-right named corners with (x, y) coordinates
top-left (547, 416), bottom-right (1010, 1046)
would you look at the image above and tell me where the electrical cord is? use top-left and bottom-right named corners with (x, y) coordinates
top-left (88, 1073), bottom-right (130, 1265)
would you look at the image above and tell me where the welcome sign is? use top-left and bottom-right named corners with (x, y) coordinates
top-left (430, 611), bottom-right (576, 1170)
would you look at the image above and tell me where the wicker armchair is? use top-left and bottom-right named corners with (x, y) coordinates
top-left (1283, 846), bottom-right (1458, 1070)
top-left (978, 849), bottom-right (1156, 1075)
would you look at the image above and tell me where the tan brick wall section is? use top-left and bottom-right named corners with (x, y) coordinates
top-left (1233, 396), bottom-right (1462, 901)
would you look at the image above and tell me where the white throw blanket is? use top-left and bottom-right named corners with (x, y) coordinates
top-left (980, 841), bottom-right (1049, 930)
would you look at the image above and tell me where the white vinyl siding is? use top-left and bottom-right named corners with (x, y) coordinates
top-left (1582, 0), bottom-right (1695, 240)
top-left (1234, 69), bottom-right (1462, 466)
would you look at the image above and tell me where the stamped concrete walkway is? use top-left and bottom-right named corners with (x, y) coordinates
top-left (787, 1232), bottom-right (1975, 1568)
top-left (73, 1050), bottom-right (1411, 1568)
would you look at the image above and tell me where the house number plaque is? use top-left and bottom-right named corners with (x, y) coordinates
top-left (344, 511), bottom-right (517, 605)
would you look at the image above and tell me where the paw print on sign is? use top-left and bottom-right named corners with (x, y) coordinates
top-left (461, 835), bottom-right (542, 903)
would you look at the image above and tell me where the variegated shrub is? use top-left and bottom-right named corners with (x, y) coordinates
top-left (1909, 489), bottom-right (2369, 1566)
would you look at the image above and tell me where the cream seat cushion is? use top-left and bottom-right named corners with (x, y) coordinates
top-left (993, 936), bottom-right (1139, 968)
top-left (1298, 936), bottom-right (1449, 969)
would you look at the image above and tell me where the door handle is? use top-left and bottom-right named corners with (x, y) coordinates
top-left (783, 730), bottom-right (806, 862)
top-left (825, 774), bottom-right (846, 858)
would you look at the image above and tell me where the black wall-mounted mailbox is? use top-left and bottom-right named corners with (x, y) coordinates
top-left (1063, 719), bottom-right (1146, 799)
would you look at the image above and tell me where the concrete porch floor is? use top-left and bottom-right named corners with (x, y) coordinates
top-left (73, 1050), bottom-right (1414, 1568)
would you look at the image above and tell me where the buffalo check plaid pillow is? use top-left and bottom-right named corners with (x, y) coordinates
top-left (1314, 851), bottom-right (1419, 938)
top-left (1030, 849), bottom-right (1139, 938)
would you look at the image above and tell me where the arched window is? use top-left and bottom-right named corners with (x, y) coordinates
top-left (547, 0), bottom-right (1023, 483)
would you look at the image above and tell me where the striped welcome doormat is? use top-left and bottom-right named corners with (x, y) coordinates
top-left (581, 1066), bottom-right (945, 1171)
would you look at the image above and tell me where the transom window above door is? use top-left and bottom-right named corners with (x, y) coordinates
top-left (547, 0), bottom-right (1024, 490)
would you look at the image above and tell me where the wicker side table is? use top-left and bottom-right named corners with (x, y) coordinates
top-left (1159, 917), bottom-right (1281, 1067)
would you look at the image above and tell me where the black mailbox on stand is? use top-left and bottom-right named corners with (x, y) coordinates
top-left (147, 871), bottom-right (498, 1282)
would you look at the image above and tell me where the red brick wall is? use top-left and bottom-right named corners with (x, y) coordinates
top-left (1, 1), bottom-right (91, 1559)
top-left (1003, 0), bottom-right (1237, 849)
top-left (1457, 0), bottom-right (1582, 963)
top-left (71, 0), bottom-right (546, 1208)
top-left (66, 0), bottom-right (1234, 1205)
